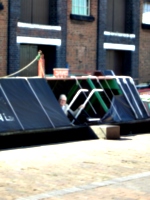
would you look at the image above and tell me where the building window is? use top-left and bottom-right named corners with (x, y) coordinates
top-left (142, 1), bottom-right (150, 25)
top-left (72, 0), bottom-right (90, 16)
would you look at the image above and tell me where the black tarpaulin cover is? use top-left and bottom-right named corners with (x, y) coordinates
top-left (101, 95), bottom-right (136, 123)
top-left (0, 78), bottom-right (71, 133)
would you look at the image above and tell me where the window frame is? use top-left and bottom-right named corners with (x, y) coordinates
top-left (72, 0), bottom-right (90, 16)
top-left (142, 0), bottom-right (150, 28)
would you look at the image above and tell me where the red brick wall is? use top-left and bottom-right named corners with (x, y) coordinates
top-left (0, 0), bottom-right (8, 76)
top-left (66, 0), bottom-right (98, 74)
top-left (139, 0), bottom-right (150, 83)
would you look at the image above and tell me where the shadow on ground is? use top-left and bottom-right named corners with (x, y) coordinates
top-left (0, 126), bottom-right (99, 150)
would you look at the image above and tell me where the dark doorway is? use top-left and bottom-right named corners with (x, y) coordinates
top-left (20, 0), bottom-right (49, 25)
top-left (38, 45), bottom-right (56, 75)
top-left (106, 50), bottom-right (132, 76)
top-left (20, 44), bottom-right (56, 76)
top-left (107, 0), bottom-right (126, 32)
top-left (20, 0), bottom-right (58, 25)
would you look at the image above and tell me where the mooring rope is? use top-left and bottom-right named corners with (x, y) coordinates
top-left (2, 51), bottom-right (42, 78)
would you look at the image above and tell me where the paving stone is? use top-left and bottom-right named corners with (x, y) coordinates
top-left (0, 134), bottom-right (150, 199)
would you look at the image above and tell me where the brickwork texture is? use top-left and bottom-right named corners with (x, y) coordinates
top-left (66, 0), bottom-right (98, 74)
top-left (0, 0), bottom-right (8, 76)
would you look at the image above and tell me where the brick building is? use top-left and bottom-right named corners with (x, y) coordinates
top-left (67, 0), bottom-right (140, 82)
top-left (0, 0), bottom-right (8, 76)
top-left (8, 0), bottom-right (66, 76)
top-left (1, 0), bottom-right (150, 83)
top-left (139, 0), bottom-right (150, 82)
top-left (67, 0), bottom-right (98, 74)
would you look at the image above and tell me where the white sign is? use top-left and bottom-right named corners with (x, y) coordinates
top-left (0, 113), bottom-right (14, 122)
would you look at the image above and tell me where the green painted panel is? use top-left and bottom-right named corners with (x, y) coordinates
top-left (87, 79), bottom-right (108, 112)
top-left (101, 79), bottom-right (123, 94)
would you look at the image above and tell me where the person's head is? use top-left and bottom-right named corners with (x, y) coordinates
top-left (59, 94), bottom-right (67, 107)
